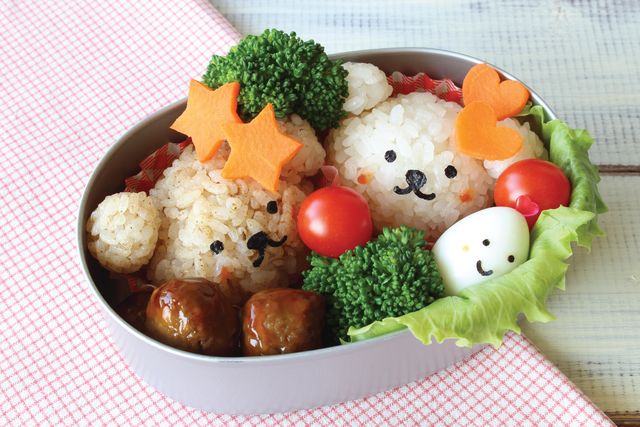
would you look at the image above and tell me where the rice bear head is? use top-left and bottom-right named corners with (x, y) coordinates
top-left (326, 91), bottom-right (495, 241)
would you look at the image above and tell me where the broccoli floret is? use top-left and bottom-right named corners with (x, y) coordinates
top-left (302, 225), bottom-right (445, 345)
top-left (202, 29), bottom-right (349, 130)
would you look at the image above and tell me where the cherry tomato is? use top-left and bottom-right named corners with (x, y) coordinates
top-left (297, 186), bottom-right (372, 258)
top-left (494, 159), bottom-right (571, 228)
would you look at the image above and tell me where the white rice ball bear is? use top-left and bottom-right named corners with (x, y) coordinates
top-left (327, 62), bottom-right (548, 241)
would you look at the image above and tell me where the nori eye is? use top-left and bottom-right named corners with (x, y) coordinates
top-left (508, 255), bottom-right (515, 263)
top-left (210, 240), bottom-right (224, 254)
top-left (483, 239), bottom-right (490, 246)
top-left (384, 150), bottom-right (397, 163)
top-left (444, 165), bottom-right (458, 179)
top-left (267, 201), bottom-right (278, 214)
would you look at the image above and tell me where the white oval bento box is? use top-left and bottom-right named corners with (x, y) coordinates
top-left (77, 48), bottom-right (555, 415)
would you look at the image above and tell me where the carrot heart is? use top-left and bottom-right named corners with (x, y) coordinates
top-left (453, 101), bottom-right (522, 161)
top-left (462, 63), bottom-right (529, 121)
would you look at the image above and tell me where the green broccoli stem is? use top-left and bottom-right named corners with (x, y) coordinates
top-left (302, 225), bottom-right (445, 346)
top-left (202, 29), bottom-right (349, 130)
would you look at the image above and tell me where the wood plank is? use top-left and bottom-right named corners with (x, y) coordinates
top-left (599, 166), bottom-right (640, 174)
top-left (211, 0), bottom-right (640, 167)
top-left (608, 415), bottom-right (640, 427)
top-left (521, 175), bottom-right (640, 415)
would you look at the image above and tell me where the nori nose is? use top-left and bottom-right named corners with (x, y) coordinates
top-left (247, 231), bottom-right (287, 267)
top-left (393, 170), bottom-right (435, 200)
top-left (406, 169), bottom-right (426, 189)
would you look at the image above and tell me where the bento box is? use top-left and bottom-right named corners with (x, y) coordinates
top-left (76, 46), bottom-right (604, 415)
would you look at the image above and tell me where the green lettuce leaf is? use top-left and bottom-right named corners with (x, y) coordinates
top-left (520, 106), bottom-right (608, 247)
top-left (346, 107), bottom-right (608, 348)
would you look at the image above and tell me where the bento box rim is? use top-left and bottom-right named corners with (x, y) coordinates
top-left (330, 47), bottom-right (557, 121)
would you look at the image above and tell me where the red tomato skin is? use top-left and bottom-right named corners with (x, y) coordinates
top-left (297, 186), bottom-right (373, 258)
top-left (494, 159), bottom-right (571, 223)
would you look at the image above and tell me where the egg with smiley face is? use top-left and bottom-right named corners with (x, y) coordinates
top-left (432, 207), bottom-right (530, 296)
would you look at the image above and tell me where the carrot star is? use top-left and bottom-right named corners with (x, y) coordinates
top-left (170, 80), bottom-right (242, 162)
top-left (221, 103), bottom-right (303, 193)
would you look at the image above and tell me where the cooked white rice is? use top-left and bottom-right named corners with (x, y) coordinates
top-left (483, 118), bottom-right (548, 178)
top-left (86, 191), bottom-right (160, 274)
top-left (278, 113), bottom-right (326, 182)
top-left (326, 90), bottom-right (546, 240)
top-left (342, 62), bottom-right (393, 115)
top-left (145, 115), bottom-right (324, 304)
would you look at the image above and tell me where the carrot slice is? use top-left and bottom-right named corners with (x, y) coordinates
top-left (221, 103), bottom-right (303, 193)
top-left (170, 80), bottom-right (242, 162)
top-left (461, 63), bottom-right (485, 95)
top-left (454, 101), bottom-right (522, 161)
top-left (462, 63), bottom-right (529, 121)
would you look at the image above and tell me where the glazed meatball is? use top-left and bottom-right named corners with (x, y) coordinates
top-left (145, 277), bottom-right (241, 356)
top-left (115, 291), bottom-right (152, 333)
top-left (242, 288), bottom-right (325, 356)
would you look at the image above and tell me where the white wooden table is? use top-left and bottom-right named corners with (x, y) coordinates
top-left (211, 1), bottom-right (640, 424)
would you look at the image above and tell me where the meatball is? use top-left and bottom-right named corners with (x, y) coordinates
top-left (115, 291), bottom-right (152, 332)
top-left (242, 288), bottom-right (325, 356)
top-left (145, 277), bottom-right (241, 356)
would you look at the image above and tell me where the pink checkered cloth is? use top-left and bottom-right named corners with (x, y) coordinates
top-left (0, 0), bottom-right (614, 425)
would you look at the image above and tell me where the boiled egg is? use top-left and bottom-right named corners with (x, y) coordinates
top-left (432, 207), bottom-right (530, 296)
